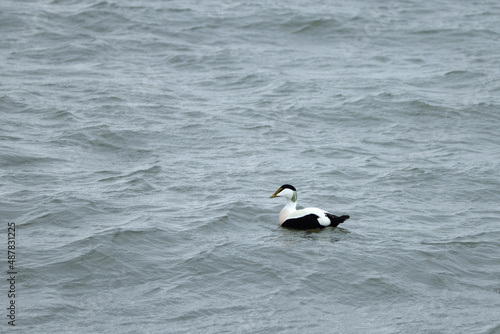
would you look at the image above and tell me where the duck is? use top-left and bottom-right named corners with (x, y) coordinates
top-left (270, 184), bottom-right (349, 229)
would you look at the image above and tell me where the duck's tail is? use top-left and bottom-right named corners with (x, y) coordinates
top-left (326, 214), bottom-right (350, 227)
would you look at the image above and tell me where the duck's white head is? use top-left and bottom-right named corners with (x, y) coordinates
top-left (270, 184), bottom-right (297, 202)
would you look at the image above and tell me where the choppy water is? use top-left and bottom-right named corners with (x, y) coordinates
top-left (2, 0), bottom-right (500, 333)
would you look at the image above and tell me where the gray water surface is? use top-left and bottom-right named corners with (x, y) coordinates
top-left (2, 0), bottom-right (500, 333)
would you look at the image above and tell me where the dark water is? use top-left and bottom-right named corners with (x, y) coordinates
top-left (2, 0), bottom-right (500, 333)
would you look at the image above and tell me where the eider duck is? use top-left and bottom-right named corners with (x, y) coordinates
top-left (270, 184), bottom-right (349, 229)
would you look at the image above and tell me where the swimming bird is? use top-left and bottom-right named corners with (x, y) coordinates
top-left (270, 184), bottom-right (349, 229)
